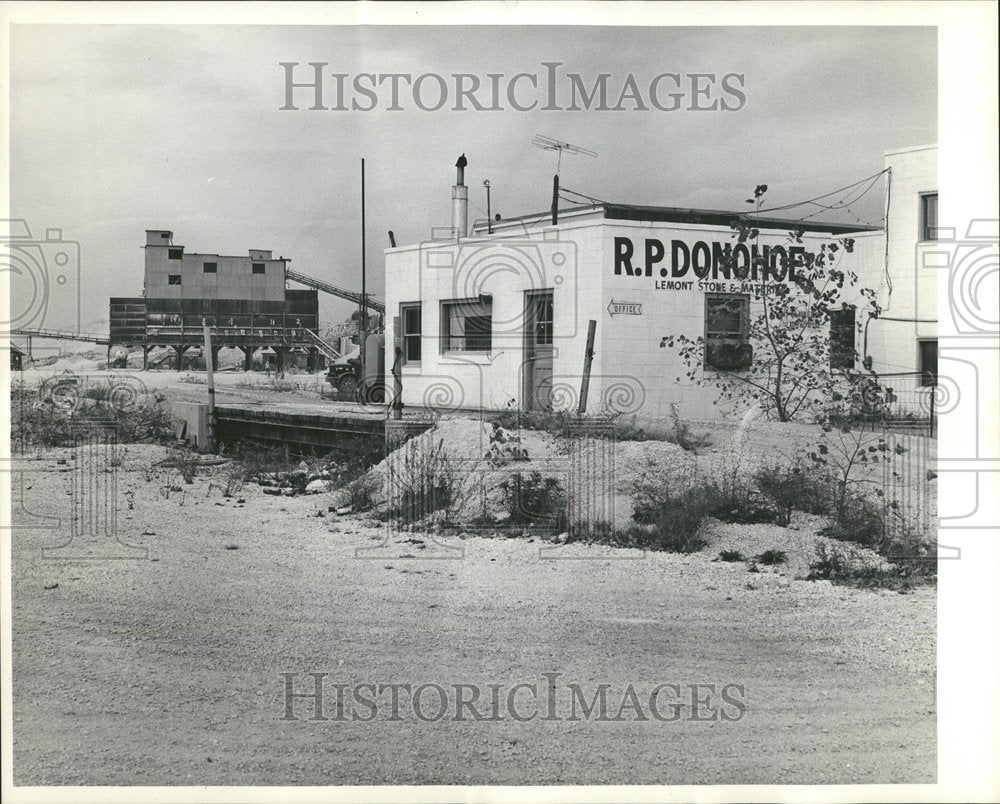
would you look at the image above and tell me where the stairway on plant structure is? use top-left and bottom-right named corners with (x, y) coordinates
top-left (302, 329), bottom-right (341, 361)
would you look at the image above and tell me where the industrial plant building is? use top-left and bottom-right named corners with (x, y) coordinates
top-left (109, 230), bottom-right (327, 371)
top-left (383, 146), bottom-right (938, 421)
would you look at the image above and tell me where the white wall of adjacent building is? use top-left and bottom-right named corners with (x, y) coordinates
top-left (866, 144), bottom-right (938, 405)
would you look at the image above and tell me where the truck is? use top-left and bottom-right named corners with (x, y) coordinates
top-left (325, 332), bottom-right (388, 404)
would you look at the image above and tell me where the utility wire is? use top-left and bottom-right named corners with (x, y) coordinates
top-left (561, 168), bottom-right (891, 221)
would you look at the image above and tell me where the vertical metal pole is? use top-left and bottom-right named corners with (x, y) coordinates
top-left (203, 322), bottom-right (216, 451)
top-left (485, 180), bottom-right (492, 234)
top-left (930, 386), bottom-right (935, 438)
top-left (360, 157), bottom-right (367, 403)
top-left (551, 174), bottom-right (560, 225)
top-left (392, 347), bottom-right (403, 421)
top-left (578, 319), bottom-right (597, 414)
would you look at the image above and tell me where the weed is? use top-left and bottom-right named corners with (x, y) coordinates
top-left (880, 524), bottom-right (938, 582)
top-left (807, 542), bottom-right (911, 590)
top-left (819, 490), bottom-right (885, 548)
top-left (611, 518), bottom-right (707, 553)
top-left (347, 474), bottom-right (382, 512)
top-left (105, 445), bottom-right (129, 469)
top-left (499, 471), bottom-right (567, 530)
top-left (171, 448), bottom-right (200, 484)
top-left (223, 441), bottom-right (297, 476)
top-left (716, 550), bottom-right (745, 562)
top-left (235, 378), bottom-right (299, 393)
top-left (754, 462), bottom-right (831, 526)
top-left (757, 549), bottom-right (788, 566)
top-left (221, 461), bottom-right (250, 497)
top-left (633, 475), bottom-right (774, 529)
top-left (386, 438), bottom-right (455, 524)
top-left (11, 382), bottom-right (173, 449)
top-left (667, 403), bottom-right (713, 453)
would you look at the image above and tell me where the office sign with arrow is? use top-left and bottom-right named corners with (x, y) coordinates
top-left (607, 299), bottom-right (643, 317)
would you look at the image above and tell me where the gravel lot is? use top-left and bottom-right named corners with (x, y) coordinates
top-left (11, 443), bottom-right (935, 785)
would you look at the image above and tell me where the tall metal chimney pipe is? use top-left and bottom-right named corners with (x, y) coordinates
top-left (452, 153), bottom-right (469, 239)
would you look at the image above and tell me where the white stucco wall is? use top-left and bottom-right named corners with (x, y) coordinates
top-left (864, 144), bottom-right (937, 407)
top-left (384, 216), bottom-right (887, 421)
top-left (598, 221), bottom-right (885, 420)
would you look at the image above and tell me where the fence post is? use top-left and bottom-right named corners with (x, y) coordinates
top-left (578, 319), bottom-right (597, 415)
top-left (203, 322), bottom-right (217, 452)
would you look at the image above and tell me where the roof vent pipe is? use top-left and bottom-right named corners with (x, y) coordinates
top-left (452, 153), bottom-right (469, 239)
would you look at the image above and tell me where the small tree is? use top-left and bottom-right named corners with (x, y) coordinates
top-left (661, 185), bottom-right (883, 422)
top-left (805, 417), bottom-right (907, 549)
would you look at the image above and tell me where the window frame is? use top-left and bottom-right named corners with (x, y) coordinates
top-left (252, 262), bottom-right (266, 275)
top-left (919, 192), bottom-right (938, 242)
top-left (167, 274), bottom-right (182, 286)
top-left (440, 297), bottom-right (493, 354)
top-left (168, 248), bottom-right (183, 260)
top-left (704, 292), bottom-right (751, 371)
top-left (918, 338), bottom-right (938, 387)
top-left (530, 291), bottom-right (554, 346)
top-left (399, 301), bottom-right (422, 365)
top-left (203, 262), bottom-right (217, 274)
top-left (829, 305), bottom-right (857, 371)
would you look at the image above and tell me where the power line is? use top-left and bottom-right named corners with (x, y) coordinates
top-left (755, 169), bottom-right (890, 214)
top-left (560, 168), bottom-right (891, 225)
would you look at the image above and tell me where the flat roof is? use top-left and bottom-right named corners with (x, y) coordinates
top-left (475, 203), bottom-right (881, 236)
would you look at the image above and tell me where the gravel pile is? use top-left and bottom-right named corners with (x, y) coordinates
top-left (339, 417), bottom-right (696, 526)
top-left (340, 413), bottom-right (936, 559)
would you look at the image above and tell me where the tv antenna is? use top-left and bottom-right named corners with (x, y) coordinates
top-left (532, 134), bottom-right (598, 175)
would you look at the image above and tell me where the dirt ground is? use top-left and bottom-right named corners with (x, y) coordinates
top-left (10, 440), bottom-right (935, 786)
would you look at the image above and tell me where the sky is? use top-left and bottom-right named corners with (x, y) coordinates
top-left (9, 24), bottom-right (936, 331)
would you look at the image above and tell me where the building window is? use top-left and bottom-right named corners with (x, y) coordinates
top-left (532, 293), bottom-right (554, 345)
top-left (252, 263), bottom-right (265, 275)
top-left (830, 306), bottom-right (856, 370)
top-left (400, 302), bottom-right (422, 363)
top-left (168, 248), bottom-right (183, 260)
top-left (203, 262), bottom-right (217, 273)
top-left (919, 339), bottom-right (938, 386)
top-left (705, 294), bottom-right (751, 370)
top-left (920, 193), bottom-right (938, 241)
top-left (442, 298), bottom-right (492, 352)
top-left (168, 275), bottom-right (182, 286)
